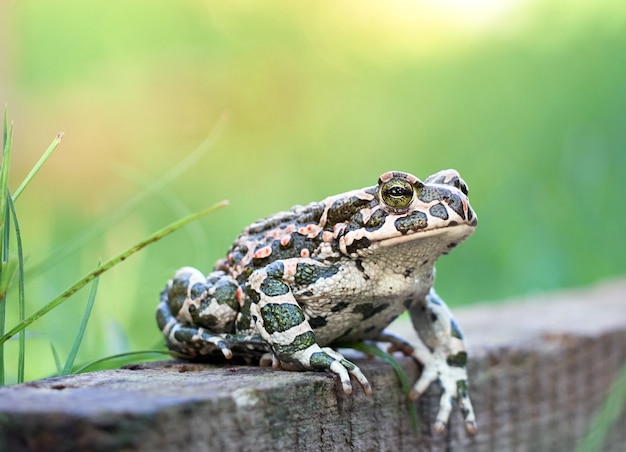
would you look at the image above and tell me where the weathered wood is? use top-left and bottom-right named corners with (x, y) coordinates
top-left (0, 279), bottom-right (624, 451)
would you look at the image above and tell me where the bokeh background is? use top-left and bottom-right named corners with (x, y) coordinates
top-left (1, 0), bottom-right (625, 383)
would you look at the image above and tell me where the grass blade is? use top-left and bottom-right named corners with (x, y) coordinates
top-left (61, 265), bottom-right (100, 376)
top-left (337, 341), bottom-right (420, 434)
top-left (12, 132), bottom-right (64, 202)
top-left (2, 106), bottom-right (6, 147)
top-left (0, 115), bottom-right (12, 248)
top-left (8, 194), bottom-right (26, 382)
top-left (0, 200), bottom-right (228, 347)
top-left (576, 362), bottom-right (626, 452)
top-left (49, 342), bottom-right (63, 375)
top-left (0, 112), bottom-right (14, 365)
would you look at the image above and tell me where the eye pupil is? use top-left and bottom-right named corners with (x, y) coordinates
top-left (389, 186), bottom-right (410, 197)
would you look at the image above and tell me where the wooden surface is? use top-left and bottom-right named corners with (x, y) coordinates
top-left (0, 279), bottom-right (624, 451)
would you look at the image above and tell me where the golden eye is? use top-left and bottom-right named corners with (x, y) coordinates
top-left (380, 178), bottom-right (415, 210)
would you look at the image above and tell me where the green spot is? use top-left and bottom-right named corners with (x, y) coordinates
top-left (365, 208), bottom-right (387, 231)
top-left (326, 196), bottom-right (371, 225)
top-left (173, 327), bottom-right (195, 343)
top-left (199, 314), bottom-right (219, 328)
top-left (260, 303), bottom-right (306, 335)
top-left (167, 278), bottom-right (190, 314)
top-left (340, 359), bottom-right (355, 371)
top-left (418, 186), bottom-right (451, 203)
top-left (190, 282), bottom-right (208, 300)
top-left (260, 277), bottom-right (290, 297)
top-left (447, 194), bottom-right (466, 219)
top-left (214, 279), bottom-right (239, 310)
top-left (394, 211), bottom-right (428, 234)
top-left (265, 261), bottom-right (285, 278)
top-left (310, 351), bottom-right (335, 371)
top-left (429, 203), bottom-right (449, 220)
top-left (237, 299), bottom-right (253, 330)
top-left (294, 262), bottom-right (339, 286)
top-left (456, 379), bottom-right (468, 399)
top-left (447, 351), bottom-right (467, 368)
top-left (273, 331), bottom-right (317, 358)
top-left (245, 285), bottom-right (260, 303)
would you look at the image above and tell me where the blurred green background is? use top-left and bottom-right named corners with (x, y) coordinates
top-left (1, 0), bottom-right (625, 383)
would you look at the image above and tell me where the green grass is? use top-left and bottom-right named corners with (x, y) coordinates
top-left (0, 108), bottom-right (227, 384)
top-left (577, 362), bottom-right (626, 452)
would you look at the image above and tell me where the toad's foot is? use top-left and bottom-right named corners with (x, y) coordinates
top-left (409, 349), bottom-right (477, 435)
top-left (280, 345), bottom-right (372, 396)
top-left (378, 331), bottom-right (476, 433)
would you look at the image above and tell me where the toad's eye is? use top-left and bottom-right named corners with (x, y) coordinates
top-left (380, 178), bottom-right (415, 210)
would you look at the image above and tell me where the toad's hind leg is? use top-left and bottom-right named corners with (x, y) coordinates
top-left (157, 267), bottom-right (240, 359)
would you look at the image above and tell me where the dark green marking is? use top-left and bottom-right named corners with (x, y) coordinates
top-left (310, 351), bottom-right (335, 371)
top-left (244, 284), bottom-right (260, 303)
top-left (173, 326), bottom-right (200, 343)
top-left (345, 236), bottom-right (371, 255)
top-left (260, 277), bottom-right (290, 297)
top-left (197, 314), bottom-right (219, 328)
top-left (456, 379), bottom-right (468, 399)
top-left (340, 359), bottom-right (356, 371)
top-left (294, 262), bottom-right (339, 286)
top-left (237, 299), bottom-right (253, 331)
top-left (418, 186), bottom-right (451, 204)
top-left (190, 282), bottom-right (208, 300)
top-left (156, 301), bottom-right (170, 330)
top-left (447, 194), bottom-right (466, 220)
top-left (365, 208), bottom-right (387, 231)
top-left (273, 331), bottom-right (317, 357)
top-left (265, 261), bottom-right (285, 278)
top-left (331, 301), bottom-right (349, 312)
top-left (429, 203), bottom-right (449, 220)
top-left (326, 196), bottom-right (371, 225)
top-left (260, 303), bottom-right (306, 334)
top-left (353, 302), bottom-right (389, 320)
top-left (213, 279), bottom-right (239, 311)
top-left (308, 315), bottom-right (328, 328)
top-left (394, 211), bottom-right (428, 234)
top-left (447, 351), bottom-right (468, 368)
top-left (167, 277), bottom-right (191, 314)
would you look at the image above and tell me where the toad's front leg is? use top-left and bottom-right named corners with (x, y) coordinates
top-left (408, 289), bottom-right (477, 434)
top-left (246, 261), bottom-right (372, 396)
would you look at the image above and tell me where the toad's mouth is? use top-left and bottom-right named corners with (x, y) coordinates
top-left (342, 221), bottom-right (477, 258)
top-left (381, 221), bottom-right (475, 246)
